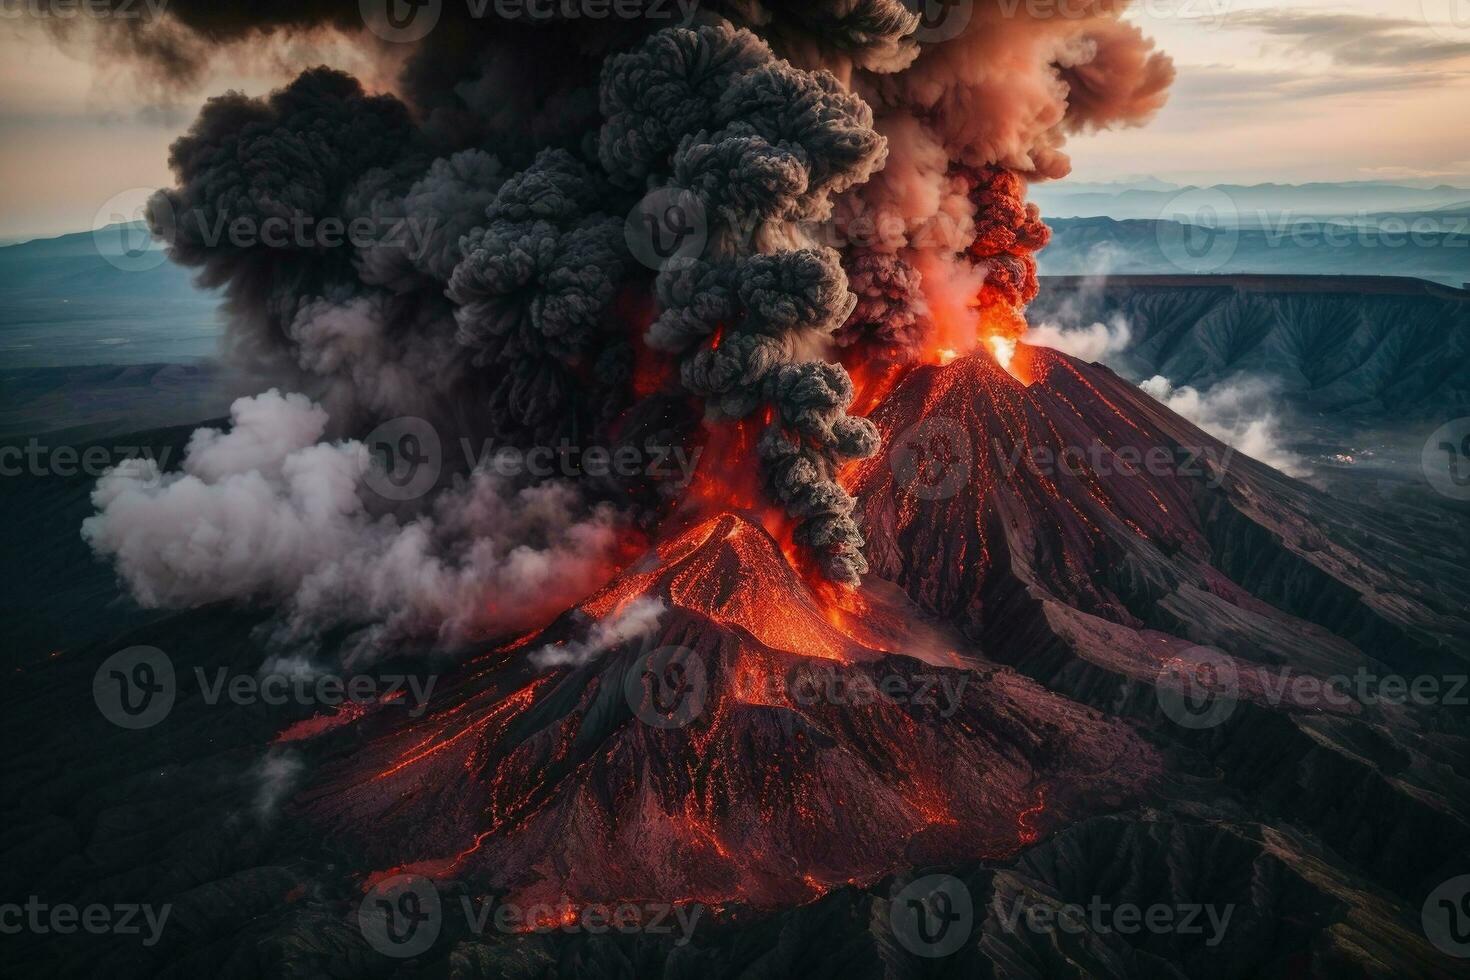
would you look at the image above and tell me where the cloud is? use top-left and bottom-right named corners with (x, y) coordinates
top-left (1025, 314), bottom-right (1132, 363)
top-left (81, 390), bottom-right (632, 653)
top-left (1140, 375), bottom-right (1309, 478)
top-left (1170, 64), bottom-right (1461, 107)
top-left (1220, 11), bottom-right (1470, 68)
top-left (530, 598), bottom-right (668, 670)
top-left (250, 750), bottom-right (304, 823)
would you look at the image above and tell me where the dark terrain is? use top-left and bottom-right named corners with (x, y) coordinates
top-left (4, 331), bottom-right (1469, 976)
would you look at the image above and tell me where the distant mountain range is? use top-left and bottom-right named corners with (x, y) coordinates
top-left (1029, 179), bottom-right (1470, 222)
top-left (1039, 216), bottom-right (1470, 287)
top-left (0, 222), bottom-right (221, 371)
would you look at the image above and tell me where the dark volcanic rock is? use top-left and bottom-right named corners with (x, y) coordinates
top-left (295, 513), bottom-right (1161, 911)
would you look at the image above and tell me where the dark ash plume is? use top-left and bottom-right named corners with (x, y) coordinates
top-left (70, 3), bottom-right (1175, 626)
top-left (601, 25), bottom-right (885, 582)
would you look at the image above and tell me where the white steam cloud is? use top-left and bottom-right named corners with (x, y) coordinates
top-left (530, 598), bottom-right (668, 669)
top-left (82, 390), bottom-right (629, 651)
top-left (1140, 375), bottom-right (1310, 478)
top-left (251, 749), bottom-right (305, 823)
top-left (1024, 313), bottom-right (1132, 363)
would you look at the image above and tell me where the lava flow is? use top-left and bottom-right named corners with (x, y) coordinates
top-left (286, 154), bottom-right (1178, 914)
top-left (294, 508), bottom-right (1160, 912)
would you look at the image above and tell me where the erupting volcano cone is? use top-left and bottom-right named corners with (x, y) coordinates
top-left (293, 345), bottom-right (1468, 928)
top-left (853, 345), bottom-right (1468, 712)
top-left (296, 512), bottom-right (1160, 912)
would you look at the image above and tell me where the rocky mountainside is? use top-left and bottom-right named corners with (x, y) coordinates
top-left (4, 349), bottom-right (1469, 977)
top-left (1028, 276), bottom-right (1470, 420)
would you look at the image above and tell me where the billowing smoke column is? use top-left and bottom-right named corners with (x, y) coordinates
top-left (601, 25), bottom-right (886, 582)
top-left (75, 1), bottom-right (1172, 638)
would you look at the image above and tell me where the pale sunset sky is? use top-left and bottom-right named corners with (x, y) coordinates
top-left (1, 0), bottom-right (1468, 239)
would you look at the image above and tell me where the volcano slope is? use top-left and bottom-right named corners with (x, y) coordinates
top-left (6, 349), bottom-right (1470, 978)
top-left (295, 511), bottom-right (1163, 912)
top-left (273, 346), bottom-right (1470, 975)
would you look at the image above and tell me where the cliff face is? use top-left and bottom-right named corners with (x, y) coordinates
top-left (1028, 276), bottom-right (1470, 420)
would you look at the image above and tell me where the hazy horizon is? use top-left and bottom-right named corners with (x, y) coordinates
top-left (2, 0), bottom-right (1469, 239)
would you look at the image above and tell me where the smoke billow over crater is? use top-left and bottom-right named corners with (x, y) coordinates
top-left (77, 1), bottom-right (1174, 649)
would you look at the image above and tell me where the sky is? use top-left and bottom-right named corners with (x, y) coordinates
top-left (1, 0), bottom-right (1468, 240)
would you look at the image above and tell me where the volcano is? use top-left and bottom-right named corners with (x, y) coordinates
top-left (854, 344), bottom-right (1469, 689)
top-left (292, 346), bottom-right (1470, 935)
top-left (296, 508), bottom-right (1161, 914)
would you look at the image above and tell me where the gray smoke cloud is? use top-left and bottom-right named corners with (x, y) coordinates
top-left (1024, 314), bottom-right (1132, 364)
top-left (72, 4), bottom-right (1174, 633)
top-left (83, 391), bottom-right (630, 650)
top-left (530, 598), bottom-right (668, 669)
top-left (1140, 375), bottom-right (1310, 478)
top-left (602, 25), bottom-right (886, 582)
